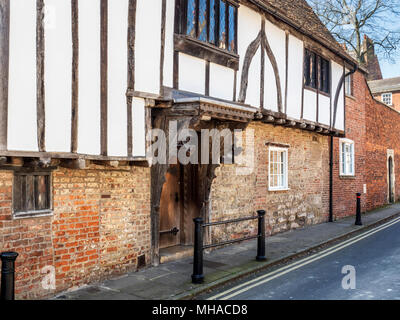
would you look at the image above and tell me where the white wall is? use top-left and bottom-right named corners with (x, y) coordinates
top-left (209, 63), bottom-right (234, 101)
top-left (303, 89), bottom-right (317, 122)
top-left (77, 0), bottom-right (101, 155)
top-left (135, 0), bottom-right (162, 94)
top-left (8, 0), bottom-right (38, 152)
top-left (132, 97), bottom-right (146, 157)
top-left (318, 94), bottom-right (331, 126)
top-left (286, 35), bottom-right (303, 120)
top-left (179, 53), bottom-right (205, 94)
top-left (108, 0), bottom-right (129, 157)
top-left (44, 0), bottom-right (72, 153)
top-left (163, 0), bottom-right (175, 88)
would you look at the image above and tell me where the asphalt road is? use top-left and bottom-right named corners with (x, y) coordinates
top-left (201, 217), bottom-right (400, 300)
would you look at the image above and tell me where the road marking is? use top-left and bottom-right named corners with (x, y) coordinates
top-left (207, 216), bottom-right (400, 300)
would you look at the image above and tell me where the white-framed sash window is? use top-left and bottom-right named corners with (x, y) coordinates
top-left (268, 146), bottom-right (289, 191)
top-left (339, 139), bottom-right (355, 176)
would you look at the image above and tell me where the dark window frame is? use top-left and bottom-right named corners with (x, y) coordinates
top-left (304, 49), bottom-right (331, 95)
top-left (12, 169), bottom-right (53, 219)
top-left (175, 0), bottom-right (239, 70)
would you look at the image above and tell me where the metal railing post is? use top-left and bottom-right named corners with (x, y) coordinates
top-left (256, 210), bottom-right (267, 261)
top-left (355, 193), bottom-right (362, 226)
top-left (192, 217), bottom-right (204, 284)
top-left (1, 252), bottom-right (18, 300)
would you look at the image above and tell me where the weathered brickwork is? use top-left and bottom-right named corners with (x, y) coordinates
top-left (332, 71), bottom-right (367, 219)
top-left (0, 164), bottom-right (150, 299)
top-left (333, 70), bottom-right (400, 217)
top-left (365, 90), bottom-right (400, 210)
top-left (210, 122), bottom-right (330, 241)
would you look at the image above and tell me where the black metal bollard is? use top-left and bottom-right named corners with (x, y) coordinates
top-left (355, 193), bottom-right (362, 226)
top-left (1, 252), bottom-right (18, 300)
top-left (192, 217), bottom-right (204, 284)
top-left (256, 210), bottom-right (267, 261)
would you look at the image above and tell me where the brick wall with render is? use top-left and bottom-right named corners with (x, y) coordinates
top-left (210, 122), bottom-right (330, 241)
top-left (0, 164), bottom-right (151, 299)
top-left (332, 70), bottom-right (367, 219)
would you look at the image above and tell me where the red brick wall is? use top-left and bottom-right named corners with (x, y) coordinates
top-left (334, 70), bottom-right (400, 217)
top-left (0, 164), bottom-right (150, 299)
top-left (332, 71), bottom-right (367, 219)
top-left (365, 89), bottom-right (400, 210)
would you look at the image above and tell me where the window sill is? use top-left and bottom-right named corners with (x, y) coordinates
top-left (339, 175), bottom-right (356, 180)
top-left (174, 34), bottom-right (239, 70)
top-left (304, 86), bottom-right (331, 97)
top-left (13, 210), bottom-right (53, 220)
top-left (268, 187), bottom-right (290, 192)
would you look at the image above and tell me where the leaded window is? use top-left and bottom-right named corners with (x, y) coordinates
top-left (182, 0), bottom-right (237, 53)
top-left (304, 49), bottom-right (330, 94)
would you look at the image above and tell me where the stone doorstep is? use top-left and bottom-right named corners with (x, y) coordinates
top-left (159, 245), bottom-right (194, 264)
top-left (171, 208), bottom-right (400, 300)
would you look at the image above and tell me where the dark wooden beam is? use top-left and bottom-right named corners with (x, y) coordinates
top-left (127, 0), bottom-right (136, 156)
top-left (260, 20), bottom-right (265, 110)
top-left (238, 30), bottom-right (262, 102)
top-left (37, 0), bottom-right (46, 152)
top-left (284, 31), bottom-right (289, 114)
top-left (173, 50), bottom-right (179, 89)
top-left (100, 0), bottom-right (108, 156)
top-left (205, 60), bottom-right (210, 96)
top-left (261, 30), bottom-right (283, 113)
top-left (160, 0), bottom-right (166, 96)
top-left (71, 0), bottom-right (79, 153)
top-left (0, 0), bottom-right (10, 151)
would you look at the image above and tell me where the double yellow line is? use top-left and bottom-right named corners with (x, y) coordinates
top-left (207, 216), bottom-right (400, 300)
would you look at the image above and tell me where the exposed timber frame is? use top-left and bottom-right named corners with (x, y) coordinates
top-left (238, 20), bottom-right (283, 113)
top-left (0, 0), bottom-right (10, 151)
top-left (36, 0), bottom-right (45, 152)
top-left (127, 0), bottom-right (137, 156)
top-left (100, 0), bottom-right (108, 156)
top-left (71, 0), bottom-right (79, 153)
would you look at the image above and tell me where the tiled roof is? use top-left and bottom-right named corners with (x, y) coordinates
top-left (368, 77), bottom-right (400, 94)
top-left (250, 0), bottom-right (357, 64)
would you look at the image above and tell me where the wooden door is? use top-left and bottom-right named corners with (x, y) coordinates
top-left (159, 164), bottom-right (182, 248)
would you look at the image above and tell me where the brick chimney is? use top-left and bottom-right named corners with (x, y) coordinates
top-left (362, 35), bottom-right (383, 81)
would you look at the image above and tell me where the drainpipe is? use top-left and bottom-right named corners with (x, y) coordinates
top-left (329, 63), bottom-right (358, 222)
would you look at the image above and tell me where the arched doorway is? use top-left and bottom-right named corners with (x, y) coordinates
top-left (388, 156), bottom-right (394, 203)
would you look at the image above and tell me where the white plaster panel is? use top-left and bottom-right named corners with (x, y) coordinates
top-left (332, 61), bottom-right (345, 131)
top-left (135, 0), bottom-right (161, 94)
top-left (8, 0), bottom-right (38, 151)
top-left (318, 94), bottom-right (331, 126)
top-left (77, 0), bottom-right (101, 155)
top-left (303, 89), bottom-right (317, 122)
top-left (108, 0), bottom-right (129, 156)
top-left (44, 0), bottom-right (72, 153)
top-left (132, 97), bottom-right (146, 157)
top-left (286, 35), bottom-right (303, 120)
top-left (179, 53), bottom-right (205, 94)
top-left (163, 0), bottom-right (175, 88)
top-left (209, 63), bottom-right (234, 101)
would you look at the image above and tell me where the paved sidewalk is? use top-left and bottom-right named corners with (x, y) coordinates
top-left (54, 203), bottom-right (400, 300)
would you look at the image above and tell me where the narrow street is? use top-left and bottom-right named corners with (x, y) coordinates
top-left (201, 217), bottom-right (400, 300)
